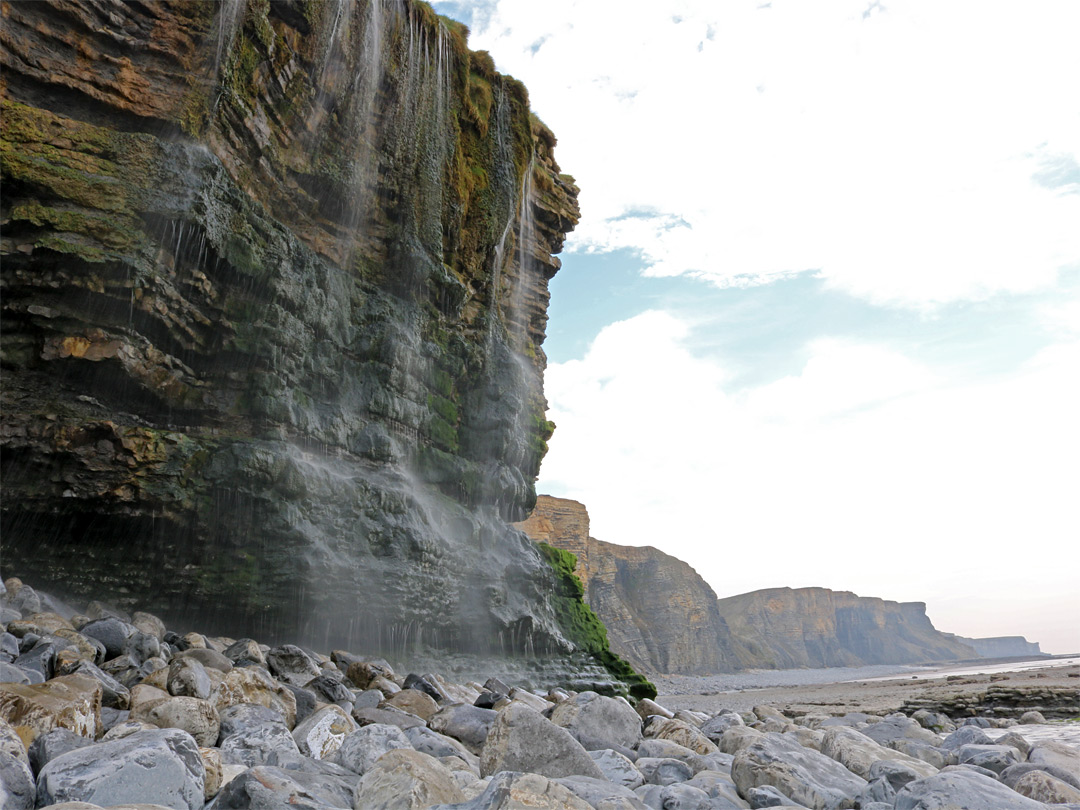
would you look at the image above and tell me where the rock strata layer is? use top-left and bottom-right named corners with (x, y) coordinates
top-left (0, 0), bottom-right (594, 672)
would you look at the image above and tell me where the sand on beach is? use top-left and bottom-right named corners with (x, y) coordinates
top-left (656, 659), bottom-right (1080, 718)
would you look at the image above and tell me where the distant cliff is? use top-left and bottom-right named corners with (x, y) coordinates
top-left (715, 587), bottom-right (978, 668)
top-left (516, 496), bottom-right (757, 674)
top-left (946, 635), bottom-right (1043, 658)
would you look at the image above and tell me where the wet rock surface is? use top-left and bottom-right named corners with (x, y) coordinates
top-left (4, 585), bottom-right (1077, 809)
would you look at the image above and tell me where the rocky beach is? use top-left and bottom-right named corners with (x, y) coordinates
top-left (3, 578), bottom-right (1080, 809)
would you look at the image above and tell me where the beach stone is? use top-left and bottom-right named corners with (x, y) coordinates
top-left (894, 768), bottom-right (1048, 809)
top-left (292, 703), bottom-right (357, 760)
top-left (176, 647), bottom-right (232, 673)
top-left (473, 691), bottom-right (505, 709)
top-left (720, 725), bottom-right (765, 755)
top-left (283, 683), bottom-right (319, 725)
top-left (643, 716), bottom-right (720, 755)
top-left (406, 725), bottom-right (478, 765)
top-left (79, 618), bottom-right (134, 660)
top-left (27, 727), bottom-right (93, 776)
top-left (211, 764), bottom-right (345, 809)
top-left (131, 695), bottom-right (220, 747)
top-left (480, 703), bottom-right (605, 779)
top-left (1001, 761), bottom-right (1080, 792)
top-left (683, 770), bottom-right (748, 808)
top-left (589, 748), bottom-right (645, 789)
top-left (131, 611), bottom-right (166, 641)
top-left (403, 673), bottom-right (449, 702)
top-left (863, 716), bottom-right (943, 748)
top-left (636, 698), bottom-right (675, 721)
top-left (748, 784), bottom-right (798, 807)
top-left (555, 774), bottom-right (650, 809)
top-left (1018, 710), bottom-right (1046, 725)
top-left (636, 756), bottom-right (694, 785)
top-left (35, 728), bottom-right (204, 810)
top-left (941, 725), bottom-right (993, 750)
top-left (0, 749), bottom-right (34, 810)
top-left (732, 732), bottom-right (867, 809)
top-left (549, 690), bottom-right (643, 752)
top-left (353, 705), bottom-right (428, 731)
top-left (65, 660), bottom-right (129, 710)
top-left (354, 688), bottom-right (383, 710)
top-left (508, 687), bottom-right (550, 713)
top-left (305, 674), bottom-right (354, 709)
top-left (167, 658), bottom-right (212, 700)
top-left (955, 743), bottom-right (1020, 774)
top-left (217, 703), bottom-right (303, 767)
top-left (910, 710), bottom-right (954, 734)
top-left (384, 687), bottom-right (440, 720)
top-left (265, 645), bottom-right (321, 687)
top-left (14, 636), bottom-right (70, 681)
top-left (372, 675), bottom-right (403, 697)
top-left (0, 673), bottom-right (102, 747)
top-left (213, 666), bottom-right (297, 728)
top-left (1, 632), bottom-right (21, 659)
top-left (354, 748), bottom-right (465, 809)
top-left (437, 770), bottom-right (594, 809)
top-left (637, 738), bottom-right (713, 773)
top-left (0, 663), bottom-right (32, 685)
top-left (223, 638), bottom-right (266, 667)
top-left (700, 710), bottom-right (745, 743)
top-left (345, 660), bottom-right (392, 690)
top-left (635, 782), bottom-right (723, 810)
top-left (868, 758), bottom-right (923, 792)
top-left (103, 720), bottom-right (156, 741)
top-left (331, 722), bottom-right (411, 775)
top-left (7, 612), bottom-right (74, 638)
top-left (1028, 740), bottom-right (1080, 776)
top-left (1012, 769), bottom-right (1080, 804)
top-left (820, 727), bottom-right (937, 780)
top-left (199, 746), bottom-right (223, 800)
top-left (429, 703), bottom-right (498, 755)
top-left (994, 731), bottom-right (1032, 758)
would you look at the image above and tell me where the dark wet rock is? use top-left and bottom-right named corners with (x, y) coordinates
top-left (894, 768), bottom-right (1047, 809)
top-left (283, 683), bottom-right (319, 725)
top-left (2, 581), bottom-right (40, 616)
top-left (224, 638), bottom-right (266, 668)
top-left (429, 704), bottom-right (498, 755)
top-left (177, 647), bottom-right (233, 673)
top-left (167, 657), bottom-right (212, 700)
top-left (267, 645), bottom-right (322, 688)
top-left (474, 691), bottom-right (506, 709)
top-left (35, 727), bottom-right (204, 809)
top-left (732, 732), bottom-right (867, 809)
top-left (480, 703), bottom-right (605, 780)
top-left (330, 723), bottom-right (411, 775)
top-left (78, 618), bottom-right (133, 660)
top-left (305, 674), bottom-right (354, 709)
top-left (27, 727), bottom-right (93, 776)
top-left (404, 673), bottom-right (449, 702)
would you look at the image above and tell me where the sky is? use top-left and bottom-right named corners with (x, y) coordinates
top-left (433, 0), bottom-right (1080, 655)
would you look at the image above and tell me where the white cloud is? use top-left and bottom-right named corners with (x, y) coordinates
top-left (538, 311), bottom-right (1080, 653)
top-left (467, 0), bottom-right (1080, 309)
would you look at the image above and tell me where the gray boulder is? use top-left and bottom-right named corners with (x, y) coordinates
top-left (954, 743), bottom-right (1019, 774)
top-left (79, 617), bottom-right (133, 660)
top-left (1028, 740), bottom-right (1080, 776)
top-left (940, 725), bottom-right (993, 750)
top-left (330, 723), bottom-right (411, 775)
top-left (635, 782), bottom-right (723, 809)
top-left (429, 703), bottom-right (498, 755)
top-left (1002, 761), bottom-right (1080, 792)
top-left (732, 732), bottom-right (867, 809)
top-left (1012, 769), bottom-right (1080, 804)
top-left (405, 725), bottom-right (478, 765)
top-left (637, 738), bottom-right (714, 773)
top-left (553, 775), bottom-right (649, 809)
top-left (480, 703), bottom-right (605, 780)
top-left (353, 749), bottom-right (465, 809)
top-left (68, 660), bottom-right (129, 709)
top-left (218, 704), bottom-right (303, 768)
top-left (747, 784), bottom-right (798, 807)
top-left (35, 728), bottom-right (205, 810)
top-left (353, 706), bottom-right (427, 732)
top-left (27, 727), bottom-right (93, 775)
top-left (266, 645), bottom-right (321, 687)
top-left (549, 690), bottom-right (643, 752)
top-left (167, 658), bottom-right (212, 700)
top-left (636, 756), bottom-right (694, 786)
top-left (176, 647), bottom-right (233, 673)
top-left (700, 711), bottom-right (746, 743)
top-left (212, 764), bottom-right (349, 809)
top-left (224, 638), bottom-right (266, 667)
top-left (683, 770), bottom-right (747, 808)
top-left (589, 748), bottom-right (645, 789)
top-left (894, 768), bottom-right (1048, 809)
top-left (0, 751), bottom-right (34, 810)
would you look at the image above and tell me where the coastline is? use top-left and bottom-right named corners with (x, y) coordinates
top-left (656, 658), bottom-right (1080, 719)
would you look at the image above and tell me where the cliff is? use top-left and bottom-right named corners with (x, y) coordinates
top-left (946, 635), bottom-right (1044, 658)
top-left (0, 0), bottom-right (597, 679)
top-left (516, 496), bottom-right (757, 674)
top-left (715, 587), bottom-right (978, 668)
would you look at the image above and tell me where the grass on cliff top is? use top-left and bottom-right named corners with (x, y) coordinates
top-left (538, 542), bottom-right (657, 701)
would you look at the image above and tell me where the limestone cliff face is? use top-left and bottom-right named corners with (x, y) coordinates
top-left (715, 588), bottom-right (978, 668)
top-left (516, 497), bottom-right (755, 675)
top-left (947, 636), bottom-right (1043, 658)
top-left (0, 0), bottom-right (589, 673)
